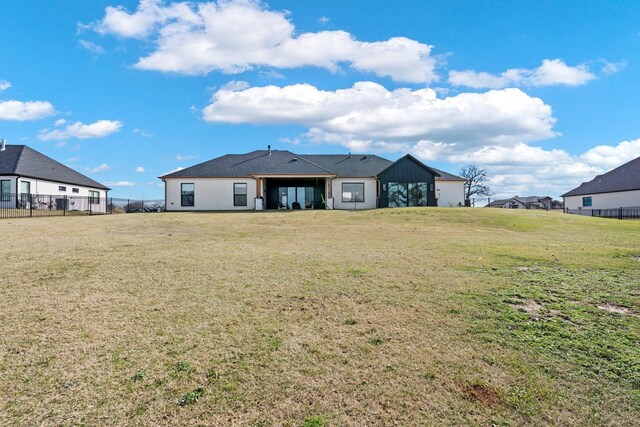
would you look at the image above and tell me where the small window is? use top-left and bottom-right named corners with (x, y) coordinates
top-left (582, 196), bottom-right (592, 207)
top-left (20, 181), bottom-right (30, 195)
top-left (234, 183), bottom-right (247, 206)
top-left (181, 183), bottom-right (194, 207)
top-left (72, 188), bottom-right (79, 193)
top-left (1, 180), bottom-right (11, 202)
top-left (59, 186), bottom-right (66, 192)
top-left (89, 190), bottom-right (100, 205)
top-left (342, 183), bottom-right (365, 202)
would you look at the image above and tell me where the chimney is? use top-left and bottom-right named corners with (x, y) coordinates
top-left (268, 144), bottom-right (271, 155)
top-left (0, 138), bottom-right (5, 152)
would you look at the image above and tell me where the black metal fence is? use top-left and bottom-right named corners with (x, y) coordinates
top-left (109, 198), bottom-right (165, 213)
top-left (0, 193), bottom-right (164, 219)
top-left (565, 207), bottom-right (640, 219)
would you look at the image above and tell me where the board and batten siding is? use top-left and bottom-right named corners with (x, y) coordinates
top-left (378, 156), bottom-right (438, 207)
top-left (165, 178), bottom-right (257, 211)
top-left (564, 190), bottom-right (640, 210)
top-left (435, 180), bottom-right (465, 207)
top-left (331, 177), bottom-right (378, 210)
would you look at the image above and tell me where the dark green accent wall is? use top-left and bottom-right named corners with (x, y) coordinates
top-left (378, 157), bottom-right (437, 207)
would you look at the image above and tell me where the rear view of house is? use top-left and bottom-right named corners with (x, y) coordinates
top-left (0, 142), bottom-right (109, 213)
top-left (160, 149), bottom-right (466, 211)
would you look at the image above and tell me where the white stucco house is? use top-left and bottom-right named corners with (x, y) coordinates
top-left (562, 156), bottom-right (640, 211)
top-left (160, 148), bottom-right (466, 211)
top-left (0, 143), bottom-right (110, 212)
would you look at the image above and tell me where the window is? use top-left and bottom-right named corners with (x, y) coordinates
top-left (72, 188), bottom-right (79, 193)
top-left (181, 183), bottom-right (194, 207)
top-left (342, 183), bottom-right (365, 202)
top-left (388, 181), bottom-right (429, 207)
top-left (234, 183), bottom-right (247, 206)
top-left (582, 196), bottom-right (592, 207)
top-left (89, 190), bottom-right (100, 205)
top-left (59, 186), bottom-right (66, 192)
top-left (20, 181), bottom-right (30, 195)
top-left (1, 180), bottom-right (10, 202)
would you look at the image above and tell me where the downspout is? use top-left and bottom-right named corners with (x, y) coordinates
top-left (163, 178), bottom-right (167, 211)
top-left (15, 175), bottom-right (20, 209)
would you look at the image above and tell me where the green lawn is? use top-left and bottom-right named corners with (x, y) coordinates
top-left (0, 209), bottom-right (638, 426)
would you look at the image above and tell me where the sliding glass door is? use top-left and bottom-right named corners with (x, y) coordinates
top-left (280, 186), bottom-right (314, 209)
top-left (388, 181), bottom-right (428, 207)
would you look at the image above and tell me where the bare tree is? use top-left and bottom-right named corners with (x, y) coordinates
top-left (460, 165), bottom-right (492, 202)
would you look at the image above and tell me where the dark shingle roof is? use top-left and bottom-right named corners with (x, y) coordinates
top-left (161, 150), bottom-right (394, 178)
top-left (562, 156), bottom-right (640, 197)
top-left (254, 155), bottom-right (336, 175)
top-left (0, 145), bottom-right (109, 190)
top-left (487, 198), bottom-right (511, 207)
top-left (160, 149), bottom-right (462, 181)
top-left (162, 150), bottom-right (294, 178)
top-left (300, 154), bottom-right (392, 177)
top-left (431, 167), bottom-right (465, 181)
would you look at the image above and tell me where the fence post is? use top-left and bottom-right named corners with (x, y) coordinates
top-left (619, 207), bottom-right (622, 220)
top-left (64, 195), bottom-right (67, 216)
top-left (30, 194), bottom-right (33, 217)
top-left (89, 197), bottom-right (92, 216)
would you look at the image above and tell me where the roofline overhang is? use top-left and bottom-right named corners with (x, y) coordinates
top-left (160, 175), bottom-right (258, 179)
top-left (561, 187), bottom-right (640, 198)
top-left (250, 173), bottom-right (338, 178)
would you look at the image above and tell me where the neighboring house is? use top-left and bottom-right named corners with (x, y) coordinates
top-left (160, 148), bottom-right (466, 211)
top-left (487, 196), bottom-right (552, 209)
top-left (0, 143), bottom-right (110, 212)
top-left (562, 156), bottom-right (640, 210)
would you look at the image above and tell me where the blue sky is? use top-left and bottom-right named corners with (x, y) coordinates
top-left (1, 0), bottom-right (638, 199)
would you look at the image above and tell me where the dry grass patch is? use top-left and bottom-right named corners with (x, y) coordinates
top-left (0, 209), bottom-right (638, 426)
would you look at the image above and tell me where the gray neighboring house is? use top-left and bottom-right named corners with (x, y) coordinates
top-left (487, 196), bottom-right (552, 209)
top-left (160, 148), bottom-right (466, 211)
top-left (0, 143), bottom-right (110, 211)
top-left (562, 156), bottom-right (640, 210)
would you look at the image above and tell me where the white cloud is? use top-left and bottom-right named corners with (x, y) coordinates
top-left (133, 128), bottom-right (153, 137)
top-left (580, 138), bottom-right (640, 169)
top-left (54, 118), bottom-right (66, 126)
top-left (135, 166), bottom-right (146, 173)
top-left (600, 59), bottom-right (627, 75)
top-left (319, 16), bottom-right (330, 24)
top-left (0, 100), bottom-right (55, 121)
top-left (95, 0), bottom-right (437, 83)
top-left (203, 81), bottom-right (556, 148)
top-left (67, 157), bottom-right (81, 163)
top-left (449, 59), bottom-right (596, 89)
top-left (203, 79), bottom-right (640, 199)
top-left (38, 119), bottom-right (123, 141)
top-left (0, 80), bottom-right (11, 91)
top-left (79, 39), bottom-right (105, 54)
top-left (104, 181), bottom-right (136, 187)
top-left (87, 163), bottom-right (112, 173)
top-left (175, 154), bottom-right (196, 161)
